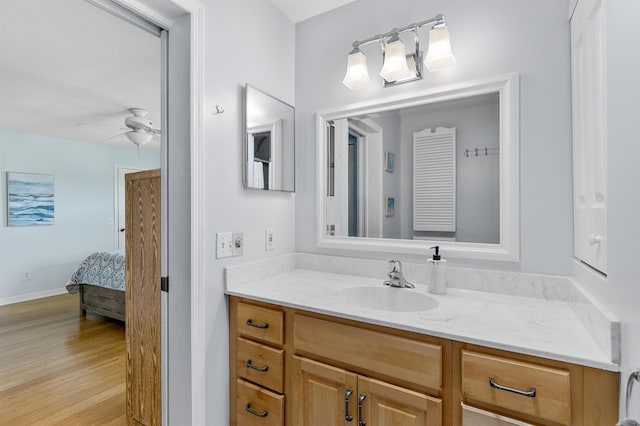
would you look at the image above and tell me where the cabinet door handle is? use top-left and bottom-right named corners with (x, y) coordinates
top-left (489, 377), bottom-right (536, 397)
top-left (245, 402), bottom-right (268, 417)
top-left (358, 393), bottom-right (367, 426)
top-left (246, 319), bottom-right (269, 329)
top-left (246, 359), bottom-right (269, 372)
top-left (344, 388), bottom-right (353, 422)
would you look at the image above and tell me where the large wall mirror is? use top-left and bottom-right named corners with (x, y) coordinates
top-left (243, 84), bottom-right (295, 192)
top-left (316, 74), bottom-right (519, 261)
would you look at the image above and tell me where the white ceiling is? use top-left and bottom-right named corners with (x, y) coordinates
top-left (0, 0), bottom-right (352, 148)
top-left (0, 0), bottom-right (161, 147)
top-left (269, 0), bottom-right (357, 23)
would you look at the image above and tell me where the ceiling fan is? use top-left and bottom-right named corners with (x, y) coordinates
top-left (81, 108), bottom-right (161, 147)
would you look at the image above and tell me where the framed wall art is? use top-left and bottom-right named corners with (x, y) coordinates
top-left (7, 172), bottom-right (54, 226)
top-left (385, 196), bottom-right (395, 217)
top-left (385, 151), bottom-right (395, 172)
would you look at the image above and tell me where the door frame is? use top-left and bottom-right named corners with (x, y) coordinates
top-left (348, 120), bottom-right (384, 238)
top-left (107, 0), bottom-right (206, 424)
top-left (114, 165), bottom-right (144, 249)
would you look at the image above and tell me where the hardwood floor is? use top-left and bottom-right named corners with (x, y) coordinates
top-left (0, 294), bottom-right (126, 425)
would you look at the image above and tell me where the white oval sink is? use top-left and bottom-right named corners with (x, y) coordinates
top-left (338, 286), bottom-right (438, 312)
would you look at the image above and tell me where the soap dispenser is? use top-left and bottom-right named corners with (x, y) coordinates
top-left (427, 246), bottom-right (447, 295)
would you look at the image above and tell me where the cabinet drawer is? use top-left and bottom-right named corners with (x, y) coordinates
top-left (461, 350), bottom-right (571, 425)
top-left (462, 403), bottom-right (534, 426)
top-left (237, 337), bottom-right (284, 393)
top-left (293, 314), bottom-right (442, 390)
top-left (236, 379), bottom-right (284, 426)
top-left (237, 302), bottom-right (284, 346)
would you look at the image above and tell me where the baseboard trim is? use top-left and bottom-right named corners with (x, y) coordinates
top-left (0, 288), bottom-right (69, 306)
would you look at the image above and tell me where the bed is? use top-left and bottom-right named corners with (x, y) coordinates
top-left (65, 250), bottom-right (126, 322)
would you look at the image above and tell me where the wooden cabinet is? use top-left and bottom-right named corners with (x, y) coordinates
top-left (293, 356), bottom-right (358, 426)
top-left (293, 356), bottom-right (442, 426)
top-left (126, 169), bottom-right (161, 426)
top-left (461, 404), bottom-right (533, 426)
top-left (228, 297), bottom-right (618, 426)
top-left (231, 301), bottom-right (286, 426)
top-left (461, 350), bottom-right (570, 425)
top-left (571, 0), bottom-right (608, 273)
top-left (236, 379), bottom-right (284, 426)
top-left (293, 314), bottom-right (442, 391)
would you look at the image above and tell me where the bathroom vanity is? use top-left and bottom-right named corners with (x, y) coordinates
top-left (226, 256), bottom-right (619, 426)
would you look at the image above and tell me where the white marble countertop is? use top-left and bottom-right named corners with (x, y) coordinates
top-left (225, 268), bottom-right (618, 372)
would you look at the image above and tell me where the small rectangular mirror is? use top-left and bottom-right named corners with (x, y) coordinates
top-left (243, 84), bottom-right (295, 192)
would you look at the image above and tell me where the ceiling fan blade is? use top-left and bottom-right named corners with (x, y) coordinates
top-left (78, 123), bottom-right (128, 130)
top-left (104, 131), bottom-right (128, 142)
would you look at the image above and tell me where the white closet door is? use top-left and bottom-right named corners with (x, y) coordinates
top-left (571, 0), bottom-right (607, 273)
top-left (413, 127), bottom-right (456, 232)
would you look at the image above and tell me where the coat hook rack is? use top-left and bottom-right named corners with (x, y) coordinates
top-left (464, 146), bottom-right (500, 158)
top-left (214, 105), bottom-right (225, 114)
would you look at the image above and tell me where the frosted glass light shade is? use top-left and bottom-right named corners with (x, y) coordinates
top-left (379, 38), bottom-right (412, 82)
top-left (342, 50), bottom-right (370, 90)
top-left (126, 130), bottom-right (153, 146)
top-left (424, 25), bottom-right (456, 72)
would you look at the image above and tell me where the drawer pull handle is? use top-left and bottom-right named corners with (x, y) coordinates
top-left (245, 403), bottom-right (268, 418)
top-left (358, 393), bottom-right (367, 426)
top-left (489, 377), bottom-right (536, 397)
top-left (246, 359), bottom-right (269, 372)
top-left (345, 388), bottom-right (354, 422)
top-left (246, 319), bottom-right (269, 329)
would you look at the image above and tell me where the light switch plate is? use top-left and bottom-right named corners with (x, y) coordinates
top-left (265, 228), bottom-right (275, 251)
top-left (232, 232), bottom-right (243, 256)
top-left (216, 232), bottom-right (233, 258)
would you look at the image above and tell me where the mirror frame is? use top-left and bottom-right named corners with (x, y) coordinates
top-left (243, 84), bottom-right (296, 192)
top-left (315, 73), bottom-right (520, 262)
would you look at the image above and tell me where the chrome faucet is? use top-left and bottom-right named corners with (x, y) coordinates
top-left (383, 260), bottom-right (415, 288)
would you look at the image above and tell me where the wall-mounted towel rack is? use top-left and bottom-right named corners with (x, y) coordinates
top-left (464, 147), bottom-right (499, 157)
top-left (627, 369), bottom-right (640, 418)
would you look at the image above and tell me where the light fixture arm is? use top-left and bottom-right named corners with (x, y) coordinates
top-left (350, 13), bottom-right (445, 49)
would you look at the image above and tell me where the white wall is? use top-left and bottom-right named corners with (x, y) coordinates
top-left (295, 0), bottom-right (573, 274)
top-left (0, 128), bottom-right (160, 302)
top-left (201, 0), bottom-right (295, 424)
top-left (371, 115), bottom-right (402, 238)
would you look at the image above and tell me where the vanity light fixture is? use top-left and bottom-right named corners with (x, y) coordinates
top-left (342, 47), bottom-right (370, 90)
top-left (342, 13), bottom-right (456, 90)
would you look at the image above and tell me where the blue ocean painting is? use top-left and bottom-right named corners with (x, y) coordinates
top-left (7, 173), bottom-right (54, 226)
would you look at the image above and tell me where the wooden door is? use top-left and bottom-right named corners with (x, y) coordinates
top-left (293, 356), bottom-right (358, 426)
top-left (126, 169), bottom-right (161, 426)
top-left (358, 376), bottom-right (442, 426)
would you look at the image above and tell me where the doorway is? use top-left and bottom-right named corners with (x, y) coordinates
top-left (115, 166), bottom-right (144, 249)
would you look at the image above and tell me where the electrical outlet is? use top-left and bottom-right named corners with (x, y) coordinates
top-left (265, 228), bottom-right (275, 251)
top-left (216, 232), bottom-right (233, 258)
top-left (22, 272), bottom-right (31, 281)
top-left (232, 232), bottom-right (243, 257)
